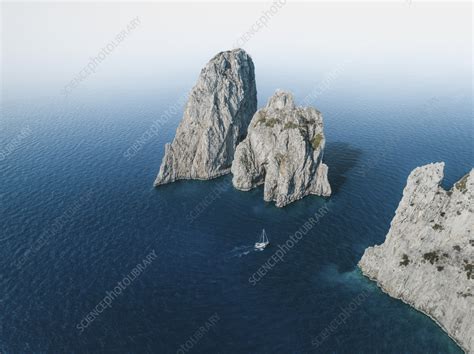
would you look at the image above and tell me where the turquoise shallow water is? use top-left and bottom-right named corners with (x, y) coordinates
top-left (0, 83), bottom-right (472, 353)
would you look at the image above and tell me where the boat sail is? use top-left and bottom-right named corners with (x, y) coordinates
top-left (254, 229), bottom-right (269, 251)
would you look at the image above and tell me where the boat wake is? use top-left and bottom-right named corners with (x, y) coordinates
top-left (224, 230), bottom-right (270, 260)
top-left (224, 245), bottom-right (254, 260)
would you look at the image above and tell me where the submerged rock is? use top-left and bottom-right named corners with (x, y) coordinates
top-left (231, 90), bottom-right (331, 207)
top-left (359, 162), bottom-right (474, 353)
top-left (154, 49), bottom-right (257, 186)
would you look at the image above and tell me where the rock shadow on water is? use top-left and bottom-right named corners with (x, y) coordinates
top-left (324, 142), bottom-right (362, 194)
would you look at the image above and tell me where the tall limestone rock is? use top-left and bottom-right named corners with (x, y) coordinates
top-left (231, 90), bottom-right (331, 207)
top-left (154, 49), bottom-right (257, 186)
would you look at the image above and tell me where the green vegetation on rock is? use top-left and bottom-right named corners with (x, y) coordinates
top-left (265, 118), bottom-right (278, 127)
top-left (283, 122), bottom-right (299, 130)
top-left (254, 112), bottom-right (267, 126)
top-left (311, 133), bottom-right (323, 150)
top-left (464, 262), bottom-right (473, 279)
top-left (400, 254), bottom-right (410, 266)
top-left (423, 251), bottom-right (439, 264)
top-left (455, 174), bottom-right (468, 193)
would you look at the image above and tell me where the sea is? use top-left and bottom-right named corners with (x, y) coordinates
top-left (1, 69), bottom-right (472, 353)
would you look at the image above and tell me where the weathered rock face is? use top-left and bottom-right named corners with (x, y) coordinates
top-left (231, 90), bottom-right (331, 207)
top-left (154, 49), bottom-right (257, 186)
top-left (359, 162), bottom-right (474, 353)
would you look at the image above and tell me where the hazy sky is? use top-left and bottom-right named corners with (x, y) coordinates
top-left (1, 1), bottom-right (472, 100)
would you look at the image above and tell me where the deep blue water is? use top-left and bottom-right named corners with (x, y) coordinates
top-left (1, 82), bottom-right (472, 353)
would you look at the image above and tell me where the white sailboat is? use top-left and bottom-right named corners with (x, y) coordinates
top-left (254, 229), bottom-right (269, 251)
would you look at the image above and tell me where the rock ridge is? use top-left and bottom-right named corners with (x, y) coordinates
top-left (359, 162), bottom-right (474, 353)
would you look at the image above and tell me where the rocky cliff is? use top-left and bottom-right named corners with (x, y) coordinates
top-left (359, 162), bottom-right (473, 353)
top-left (231, 90), bottom-right (331, 207)
top-left (154, 49), bottom-right (257, 186)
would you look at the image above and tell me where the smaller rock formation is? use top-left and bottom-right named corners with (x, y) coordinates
top-left (154, 49), bottom-right (257, 186)
top-left (359, 162), bottom-right (473, 353)
top-left (231, 90), bottom-right (331, 207)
